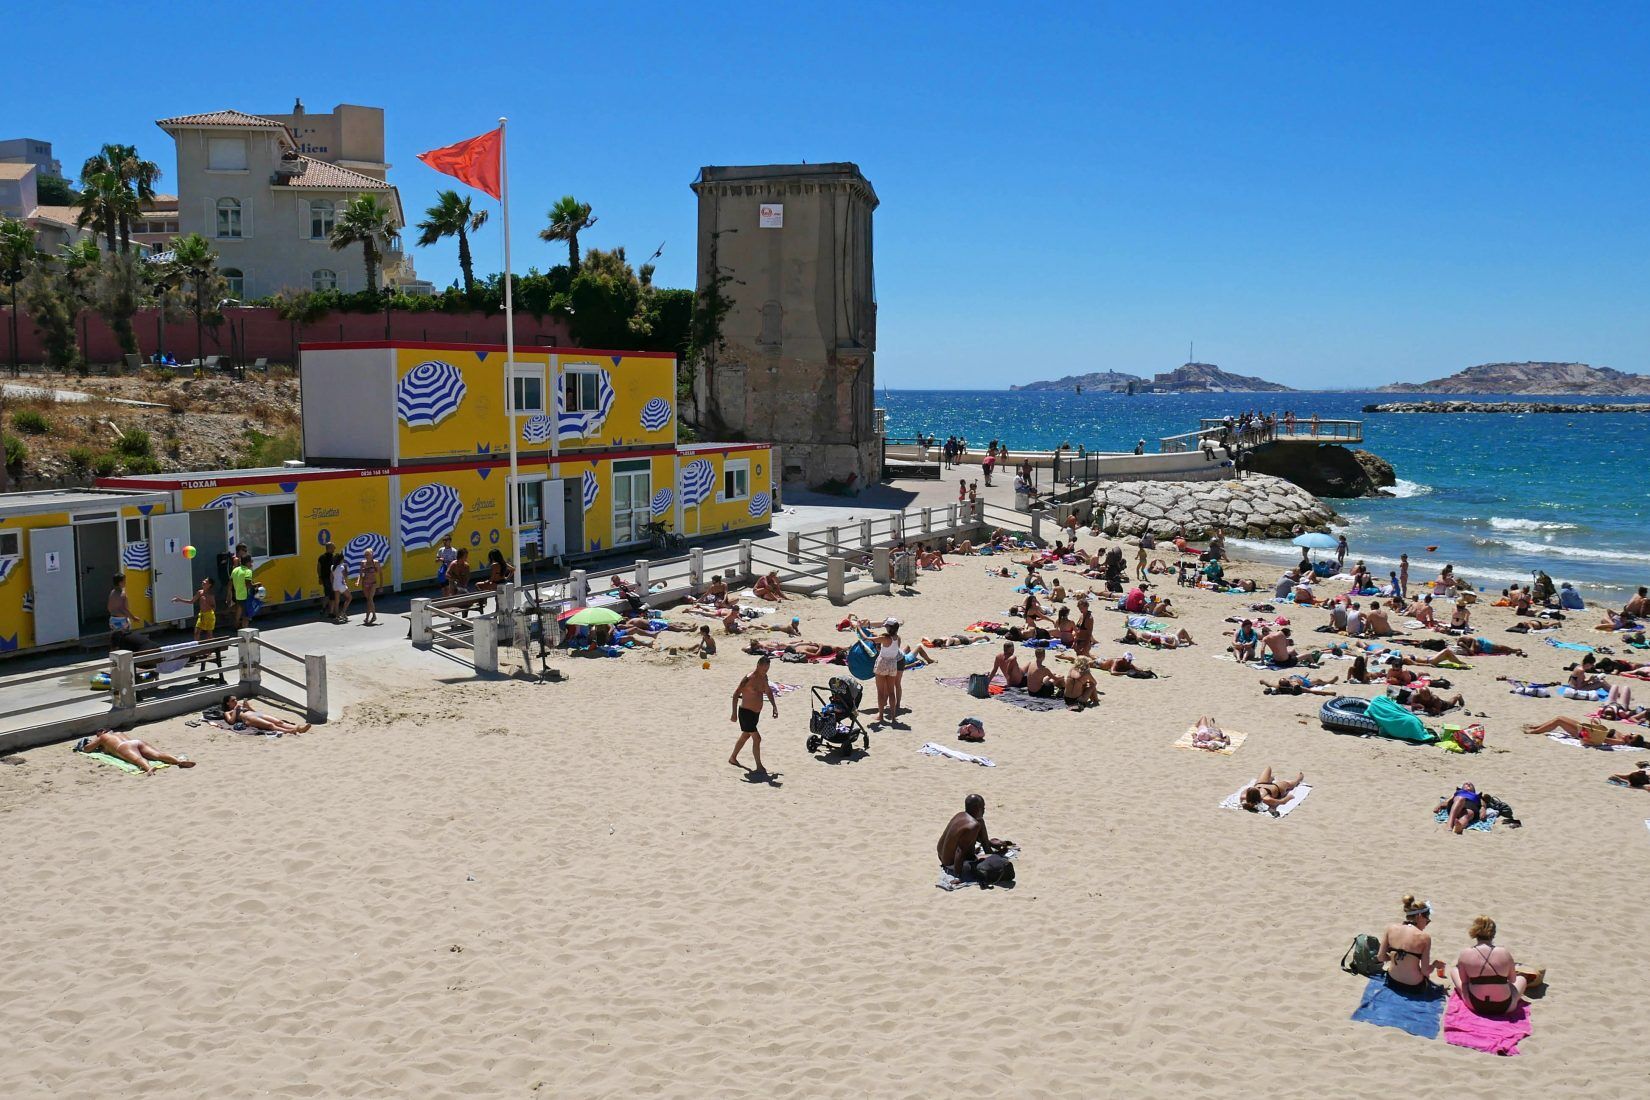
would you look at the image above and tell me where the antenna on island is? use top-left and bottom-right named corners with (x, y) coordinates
top-left (1189, 340), bottom-right (1194, 364)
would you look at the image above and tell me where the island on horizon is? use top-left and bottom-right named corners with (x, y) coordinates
top-left (1010, 362), bottom-right (1293, 394)
top-left (1376, 361), bottom-right (1650, 396)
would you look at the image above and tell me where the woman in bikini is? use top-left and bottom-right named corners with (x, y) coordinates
top-left (1259, 673), bottom-right (1340, 696)
top-left (1435, 782), bottom-right (1484, 834)
top-left (1240, 766), bottom-right (1305, 812)
top-left (1449, 915), bottom-right (1528, 1017)
top-left (1522, 715), bottom-right (1647, 747)
top-left (1062, 657), bottom-right (1101, 709)
top-left (74, 729), bottom-right (196, 776)
top-left (223, 696), bottom-right (312, 735)
top-left (1378, 895), bottom-right (1435, 992)
top-left (358, 548), bottom-right (382, 626)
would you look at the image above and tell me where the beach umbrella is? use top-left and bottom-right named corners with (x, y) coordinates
top-left (563, 606), bottom-right (622, 627)
top-left (1291, 532), bottom-right (1339, 550)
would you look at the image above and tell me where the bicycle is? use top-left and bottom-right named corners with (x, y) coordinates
top-left (644, 520), bottom-right (685, 553)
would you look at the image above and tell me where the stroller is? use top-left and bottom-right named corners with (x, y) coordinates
top-left (807, 676), bottom-right (871, 755)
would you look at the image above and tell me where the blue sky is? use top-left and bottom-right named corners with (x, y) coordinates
top-left (8, 2), bottom-right (1648, 388)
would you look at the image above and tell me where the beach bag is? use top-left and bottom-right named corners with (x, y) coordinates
top-left (1452, 723), bottom-right (1485, 752)
top-left (974, 855), bottom-right (1015, 887)
top-left (1482, 793), bottom-right (1520, 827)
top-left (1341, 934), bottom-right (1383, 978)
top-left (967, 673), bottom-right (992, 699)
top-left (958, 718), bottom-right (985, 743)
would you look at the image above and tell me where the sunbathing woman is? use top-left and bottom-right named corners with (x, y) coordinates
top-left (1521, 715), bottom-right (1647, 747)
top-left (1609, 763), bottom-right (1650, 789)
top-left (1189, 716), bottom-right (1230, 751)
top-left (1240, 767), bottom-right (1305, 812)
top-left (73, 729), bottom-right (197, 775)
top-left (1123, 625), bottom-right (1195, 649)
top-left (1093, 652), bottom-right (1145, 676)
top-left (223, 696), bottom-right (311, 735)
top-left (1260, 673), bottom-right (1341, 696)
top-left (1347, 655), bottom-right (1372, 684)
top-left (1406, 685), bottom-right (1465, 716)
top-left (1062, 657), bottom-right (1101, 709)
top-left (1435, 782), bottom-right (1484, 834)
top-left (1378, 896), bottom-right (1435, 992)
top-left (1450, 916), bottom-right (1528, 1017)
top-left (1598, 609), bottom-right (1640, 631)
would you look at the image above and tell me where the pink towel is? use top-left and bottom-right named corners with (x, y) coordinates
top-left (1443, 991), bottom-right (1531, 1056)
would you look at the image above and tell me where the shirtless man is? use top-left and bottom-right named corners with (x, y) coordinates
top-left (1625, 586), bottom-right (1650, 619)
top-left (1025, 647), bottom-right (1060, 697)
top-left (1406, 595), bottom-right (1437, 627)
top-left (73, 729), bottom-right (196, 776)
top-left (728, 654), bottom-right (779, 772)
top-left (223, 696), bottom-right (311, 735)
top-left (936, 794), bottom-right (1011, 880)
top-left (990, 641), bottom-right (1027, 688)
top-left (1363, 604), bottom-right (1397, 636)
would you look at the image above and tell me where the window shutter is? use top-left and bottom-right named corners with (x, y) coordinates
top-left (241, 198), bottom-right (252, 239)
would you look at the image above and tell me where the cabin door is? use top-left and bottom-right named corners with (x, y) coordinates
top-left (149, 512), bottom-right (194, 623)
top-left (540, 480), bottom-right (567, 561)
top-left (28, 526), bottom-right (78, 645)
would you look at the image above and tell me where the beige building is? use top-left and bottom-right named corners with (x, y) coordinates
top-left (0, 138), bottom-right (64, 181)
top-left (690, 163), bottom-right (879, 488)
top-left (0, 161), bottom-right (103, 254)
top-left (156, 104), bottom-right (426, 299)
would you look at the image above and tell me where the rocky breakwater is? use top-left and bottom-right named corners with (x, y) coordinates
top-left (1241, 443), bottom-right (1395, 497)
top-left (1365, 400), bottom-right (1650, 414)
top-left (1092, 474), bottom-right (1336, 540)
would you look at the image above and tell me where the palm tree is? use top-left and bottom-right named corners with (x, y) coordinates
top-left (1, 216), bottom-right (41, 376)
top-left (77, 143), bottom-right (161, 254)
top-left (330, 193), bottom-right (400, 294)
top-left (415, 189), bottom-right (489, 296)
top-left (170, 233), bottom-right (225, 362)
top-left (73, 168), bottom-right (122, 254)
top-left (539, 196), bottom-right (597, 273)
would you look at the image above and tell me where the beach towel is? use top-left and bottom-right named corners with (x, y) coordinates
top-left (1434, 807), bottom-right (1498, 832)
top-left (919, 741), bottom-right (995, 767)
top-left (769, 683), bottom-right (801, 698)
top-left (1443, 991), bottom-right (1531, 1055)
top-left (1557, 685), bottom-right (1609, 701)
top-left (1173, 726), bottom-right (1248, 755)
top-left (996, 688), bottom-right (1068, 712)
top-left (1350, 976), bottom-right (1446, 1039)
top-left (1220, 781), bottom-right (1314, 817)
top-left (1546, 731), bottom-right (1639, 752)
top-left (934, 675), bottom-right (976, 690)
top-left (82, 751), bottom-right (170, 774)
top-left (1545, 638), bottom-right (1596, 654)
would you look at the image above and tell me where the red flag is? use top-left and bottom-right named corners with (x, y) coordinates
top-left (417, 128), bottom-right (502, 200)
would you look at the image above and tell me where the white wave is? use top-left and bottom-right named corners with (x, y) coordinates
top-left (1226, 537), bottom-right (1535, 588)
top-left (1487, 517), bottom-right (1579, 533)
top-left (1498, 538), bottom-right (1650, 565)
top-left (1387, 478), bottom-right (1432, 498)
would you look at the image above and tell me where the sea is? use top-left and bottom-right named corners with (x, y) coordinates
top-left (881, 390), bottom-right (1650, 599)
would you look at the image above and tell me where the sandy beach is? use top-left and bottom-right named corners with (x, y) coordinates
top-left (3, 505), bottom-right (1648, 1097)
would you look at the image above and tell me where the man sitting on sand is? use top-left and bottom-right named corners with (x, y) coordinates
top-left (1025, 647), bottom-right (1061, 697)
top-left (1363, 604), bottom-right (1397, 636)
top-left (223, 696), bottom-right (313, 735)
top-left (73, 729), bottom-right (197, 775)
top-left (990, 642), bottom-right (1027, 688)
top-left (1625, 587), bottom-right (1650, 619)
top-left (937, 794), bottom-right (1013, 881)
top-left (1241, 767), bottom-right (1305, 813)
top-left (1259, 626), bottom-right (1322, 668)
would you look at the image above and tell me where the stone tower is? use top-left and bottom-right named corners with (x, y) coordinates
top-left (690, 163), bottom-right (878, 489)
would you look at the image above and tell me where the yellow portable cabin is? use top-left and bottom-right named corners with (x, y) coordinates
top-left (0, 339), bottom-right (776, 657)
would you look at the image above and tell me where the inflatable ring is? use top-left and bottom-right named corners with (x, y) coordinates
top-left (1320, 695), bottom-right (1380, 736)
top-left (89, 671), bottom-right (112, 690)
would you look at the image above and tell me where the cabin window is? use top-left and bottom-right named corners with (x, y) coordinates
top-left (511, 372), bottom-right (544, 414)
top-left (123, 517), bottom-right (146, 544)
top-left (216, 198), bottom-right (242, 238)
top-left (207, 138), bottom-right (248, 171)
top-left (309, 200), bottom-right (335, 239)
top-left (721, 460), bottom-right (750, 502)
top-left (0, 531), bottom-right (19, 556)
top-left (563, 368), bottom-right (600, 413)
top-left (239, 500), bottom-right (298, 559)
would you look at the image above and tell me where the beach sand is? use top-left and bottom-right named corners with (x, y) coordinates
top-left (3, 524), bottom-right (1648, 1097)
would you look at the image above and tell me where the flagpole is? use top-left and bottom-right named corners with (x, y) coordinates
top-left (500, 116), bottom-right (520, 570)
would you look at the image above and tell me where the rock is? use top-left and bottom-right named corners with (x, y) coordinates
top-left (1350, 449), bottom-right (1395, 488)
top-left (1240, 442), bottom-right (1386, 498)
top-left (1091, 473), bottom-right (1336, 540)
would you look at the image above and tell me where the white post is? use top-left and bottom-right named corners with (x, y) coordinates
top-left (689, 547), bottom-right (705, 590)
top-left (891, 513), bottom-right (904, 541)
top-left (110, 650), bottom-right (136, 714)
top-left (571, 569), bottom-right (588, 606)
top-left (499, 116), bottom-right (521, 570)
top-left (921, 507), bottom-right (933, 535)
top-left (409, 598), bottom-right (432, 644)
top-left (304, 654), bottom-right (328, 723)
top-left (827, 556), bottom-right (847, 604)
top-left (1032, 512), bottom-right (1044, 543)
top-left (496, 581), bottom-right (516, 620)
top-left (473, 616), bottom-right (498, 673)
top-left (871, 545), bottom-right (891, 584)
top-left (825, 526), bottom-right (839, 556)
top-left (786, 531), bottom-right (800, 564)
top-left (859, 518), bottom-right (873, 549)
top-left (633, 560), bottom-right (650, 594)
top-left (237, 629), bottom-right (260, 691)
top-left (738, 539), bottom-right (753, 581)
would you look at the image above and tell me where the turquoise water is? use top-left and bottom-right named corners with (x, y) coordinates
top-left (881, 390), bottom-right (1650, 598)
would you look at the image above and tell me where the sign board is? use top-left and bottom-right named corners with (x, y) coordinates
top-left (759, 203), bottom-right (783, 229)
top-left (45, 551), bottom-right (61, 573)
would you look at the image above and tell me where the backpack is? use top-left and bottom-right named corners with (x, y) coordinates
top-left (1341, 933), bottom-right (1383, 977)
top-left (974, 855), bottom-right (1015, 887)
top-left (1482, 792), bottom-right (1520, 827)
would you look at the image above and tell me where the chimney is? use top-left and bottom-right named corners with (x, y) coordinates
top-left (293, 98), bottom-right (305, 115)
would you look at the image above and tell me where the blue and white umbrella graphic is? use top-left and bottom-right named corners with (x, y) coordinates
top-left (21, 588), bottom-right (34, 613)
top-left (679, 459), bottom-right (715, 507)
top-left (342, 532), bottom-right (390, 578)
top-left (747, 492), bottom-right (771, 518)
top-left (121, 541), bottom-right (152, 570)
top-left (640, 397), bottom-right (673, 433)
top-left (650, 488), bottom-right (674, 516)
top-left (521, 414), bottom-right (554, 445)
top-left (400, 483), bottom-right (464, 550)
top-left (557, 367), bottom-right (616, 440)
top-left (396, 360), bottom-right (468, 427)
top-left (0, 556), bottom-right (20, 583)
top-left (581, 469), bottom-right (599, 512)
top-left (205, 490), bottom-right (258, 547)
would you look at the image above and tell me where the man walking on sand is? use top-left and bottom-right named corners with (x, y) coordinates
top-left (729, 653), bottom-right (780, 773)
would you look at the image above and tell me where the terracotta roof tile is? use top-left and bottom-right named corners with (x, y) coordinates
top-left (156, 109), bottom-right (287, 129)
top-left (0, 162), bottom-right (36, 179)
top-left (28, 205), bottom-right (81, 227)
top-left (275, 156), bottom-right (393, 191)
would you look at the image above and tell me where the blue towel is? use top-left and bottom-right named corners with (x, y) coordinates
top-left (1434, 808), bottom-right (1495, 832)
top-left (1350, 975), bottom-right (1446, 1038)
top-left (1545, 638), bottom-right (1596, 654)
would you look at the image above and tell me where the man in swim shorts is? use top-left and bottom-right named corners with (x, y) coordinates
top-left (990, 641), bottom-right (1026, 688)
top-left (728, 654), bottom-right (779, 773)
top-left (937, 793), bottom-right (1012, 880)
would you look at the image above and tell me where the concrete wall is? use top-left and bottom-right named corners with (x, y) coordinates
top-left (690, 164), bottom-right (879, 490)
top-left (0, 304), bottom-right (572, 366)
top-left (263, 104), bottom-right (387, 178)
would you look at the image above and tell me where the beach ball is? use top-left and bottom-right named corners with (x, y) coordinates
top-left (184, 544), bottom-right (197, 559)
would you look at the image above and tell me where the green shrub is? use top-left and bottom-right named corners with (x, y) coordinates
top-left (66, 445), bottom-right (95, 476)
top-left (3, 434), bottom-right (24, 473)
top-left (156, 368), bottom-right (176, 383)
top-left (115, 428), bottom-right (153, 458)
top-left (236, 428), bottom-right (302, 468)
top-left (11, 409), bottom-right (49, 435)
top-left (122, 455), bottom-right (163, 475)
top-left (91, 453), bottom-right (119, 477)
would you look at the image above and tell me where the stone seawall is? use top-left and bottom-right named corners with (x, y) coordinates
top-left (1093, 474), bottom-right (1336, 540)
